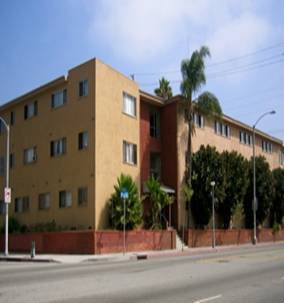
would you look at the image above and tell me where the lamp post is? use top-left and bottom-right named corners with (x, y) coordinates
top-left (0, 117), bottom-right (10, 256)
top-left (210, 181), bottom-right (216, 249)
top-left (252, 110), bottom-right (276, 245)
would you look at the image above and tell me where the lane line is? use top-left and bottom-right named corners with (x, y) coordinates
top-left (194, 294), bottom-right (222, 303)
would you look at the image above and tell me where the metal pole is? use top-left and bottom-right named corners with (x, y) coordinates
top-left (251, 110), bottom-right (275, 245)
top-left (0, 117), bottom-right (10, 257)
top-left (212, 185), bottom-right (216, 249)
top-left (253, 127), bottom-right (257, 245)
top-left (123, 197), bottom-right (126, 255)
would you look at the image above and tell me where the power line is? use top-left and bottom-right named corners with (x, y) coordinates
top-left (133, 41), bottom-right (284, 77)
top-left (139, 58), bottom-right (284, 87)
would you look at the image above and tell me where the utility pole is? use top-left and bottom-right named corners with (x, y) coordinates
top-left (0, 117), bottom-right (10, 256)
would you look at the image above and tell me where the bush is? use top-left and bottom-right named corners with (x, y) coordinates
top-left (1, 217), bottom-right (22, 234)
top-left (109, 174), bottom-right (143, 230)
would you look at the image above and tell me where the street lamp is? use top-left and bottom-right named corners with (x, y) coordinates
top-left (0, 117), bottom-right (10, 256)
top-left (252, 110), bottom-right (276, 245)
top-left (210, 181), bottom-right (216, 249)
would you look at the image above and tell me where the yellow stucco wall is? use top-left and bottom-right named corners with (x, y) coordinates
top-left (0, 60), bottom-right (96, 229)
top-left (94, 59), bottom-right (140, 229)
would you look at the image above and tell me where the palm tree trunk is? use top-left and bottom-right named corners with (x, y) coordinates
top-left (187, 95), bottom-right (193, 228)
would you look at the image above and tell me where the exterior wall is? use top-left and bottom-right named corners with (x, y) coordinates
top-left (140, 100), bottom-right (162, 188)
top-left (186, 228), bottom-right (284, 247)
top-left (0, 229), bottom-right (176, 254)
top-left (161, 102), bottom-right (178, 228)
top-left (176, 101), bottom-right (284, 229)
top-left (94, 59), bottom-right (140, 229)
top-left (0, 60), bottom-right (96, 230)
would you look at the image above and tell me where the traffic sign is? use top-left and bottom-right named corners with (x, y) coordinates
top-left (120, 188), bottom-right (129, 199)
top-left (4, 187), bottom-right (11, 204)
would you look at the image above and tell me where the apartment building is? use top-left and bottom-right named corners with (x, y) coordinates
top-left (0, 58), bottom-right (283, 231)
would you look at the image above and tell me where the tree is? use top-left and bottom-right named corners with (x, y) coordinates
top-left (180, 46), bottom-right (222, 225)
top-left (244, 156), bottom-right (274, 228)
top-left (271, 168), bottom-right (284, 225)
top-left (154, 77), bottom-right (173, 100)
top-left (109, 174), bottom-right (143, 230)
top-left (191, 145), bottom-right (226, 227)
top-left (220, 151), bottom-right (249, 228)
top-left (145, 176), bottom-right (173, 229)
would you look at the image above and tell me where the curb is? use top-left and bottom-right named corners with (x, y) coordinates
top-left (0, 257), bottom-right (56, 263)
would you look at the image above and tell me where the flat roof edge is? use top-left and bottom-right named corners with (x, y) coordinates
top-left (0, 76), bottom-right (66, 111)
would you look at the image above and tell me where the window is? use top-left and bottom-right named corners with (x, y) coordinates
top-left (10, 111), bottom-right (15, 125)
top-left (24, 101), bottom-right (38, 119)
top-left (193, 112), bottom-right (204, 128)
top-left (24, 147), bottom-right (37, 164)
top-left (38, 193), bottom-right (50, 210)
top-left (59, 191), bottom-right (72, 208)
top-left (0, 156), bottom-right (5, 176)
top-left (150, 153), bottom-right (161, 180)
top-left (123, 141), bottom-right (137, 165)
top-left (15, 197), bottom-right (29, 213)
top-left (51, 89), bottom-right (67, 108)
top-left (0, 120), bottom-right (5, 134)
top-left (239, 131), bottom-right (252, 146)
top-left (10, 153), bottom-right (15, 169)
top-left (79, 80), bottom-right (88, 97)
top-left (150, 109), bottom-right (160, 138)
top-left (262, 140), bottom-right (273, 153)
top-left (50, 138), bottom-right (66, 157)
top-left (123, 92), bottom-right (136, 117)
top-left (280, 149), bottom-right (284, 165)
top-left (215, 121), bottom-right (230, 138)
top-left (78, 187), bottom-right (88, 206)
top-left (78, 132), bottom-right (88, 150)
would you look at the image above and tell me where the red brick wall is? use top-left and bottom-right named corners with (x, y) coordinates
top-left (0, 230), bottom-right (176, 254)
top-left (161, 102), bottom-right (178, 228)
top-left (140, 100), bottom-right (162, 188)
top-left (186, 229), bottom-right (284, 247)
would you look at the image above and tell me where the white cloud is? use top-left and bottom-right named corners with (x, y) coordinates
top-left (87, 0), bottom-right (273, 64)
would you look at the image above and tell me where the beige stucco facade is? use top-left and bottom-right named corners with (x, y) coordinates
top-left (176, 101), bottom-right (284, 229)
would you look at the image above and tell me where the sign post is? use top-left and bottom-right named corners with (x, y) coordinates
top-left (120, 188), bottom-right (129, 255)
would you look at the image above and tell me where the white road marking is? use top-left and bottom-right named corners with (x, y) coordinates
top-left (194, 294), bottom-right (222, 303)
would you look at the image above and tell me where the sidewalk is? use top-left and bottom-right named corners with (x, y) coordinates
top-left (1, 241), bottom-right (283, 264)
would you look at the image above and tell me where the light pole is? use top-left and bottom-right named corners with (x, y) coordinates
top-left (0, 117), bottom-right (10, 256)
top-left (252, 110), bottom-right (276, 245)
top-left (210, 181), bottom-right (216, 249)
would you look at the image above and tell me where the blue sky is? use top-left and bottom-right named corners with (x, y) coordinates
top-left (0, 0), bottom-right (284, 140)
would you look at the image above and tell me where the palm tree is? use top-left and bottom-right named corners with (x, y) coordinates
top-left (154, 77), bottom-right (173, 100)
top-left (181, 46), bottom-right (222, 226)
top-left (181, 46), bottom-right (222, 184)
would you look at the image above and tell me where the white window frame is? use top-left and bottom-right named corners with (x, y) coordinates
top-left (51, 138), bottom-right (66, 157)
top-left (24, 101), bottom-right (37, 119)
top-left (123, 92), bottom-right (136, 117)
top-left (79, 80), bottom-right (88, 97)
top-left (24, 147), bottom-right (37, 164)
top-left (38, 193), bottom-right (50, 210)
top-left (123, 141), bottom-right (137, 165)
top-left (51, 89), bottom-right (67, 108)
top-left (59, 191), bottom-right (72, 208)
top-left (78, 131), bottom-right (88, 150)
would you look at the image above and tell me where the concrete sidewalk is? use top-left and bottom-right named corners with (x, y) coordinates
top-left (1, 241), bottom-right (283, 264)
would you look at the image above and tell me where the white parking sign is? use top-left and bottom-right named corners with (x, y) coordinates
top-left (4, 187), bottom-right (11, 203)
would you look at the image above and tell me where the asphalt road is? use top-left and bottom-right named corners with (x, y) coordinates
top-left (1, 243), bottom-right (284, 303)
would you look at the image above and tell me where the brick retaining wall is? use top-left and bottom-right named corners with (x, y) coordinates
top-left (0, 229), bottom-right (176, 254)
top-left (186, 228), bottom-right (284, 247)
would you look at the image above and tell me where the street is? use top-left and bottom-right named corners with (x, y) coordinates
top-left (1, 243), bottom-right (284, 303)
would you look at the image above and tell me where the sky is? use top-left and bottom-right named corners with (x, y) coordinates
top-left (0, 0), bottom-right (284, 140)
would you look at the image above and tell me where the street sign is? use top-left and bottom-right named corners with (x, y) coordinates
top-left (120, 188), bottom-right (129, 199)
top-left (4, 187), bottom-right (11, 204)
